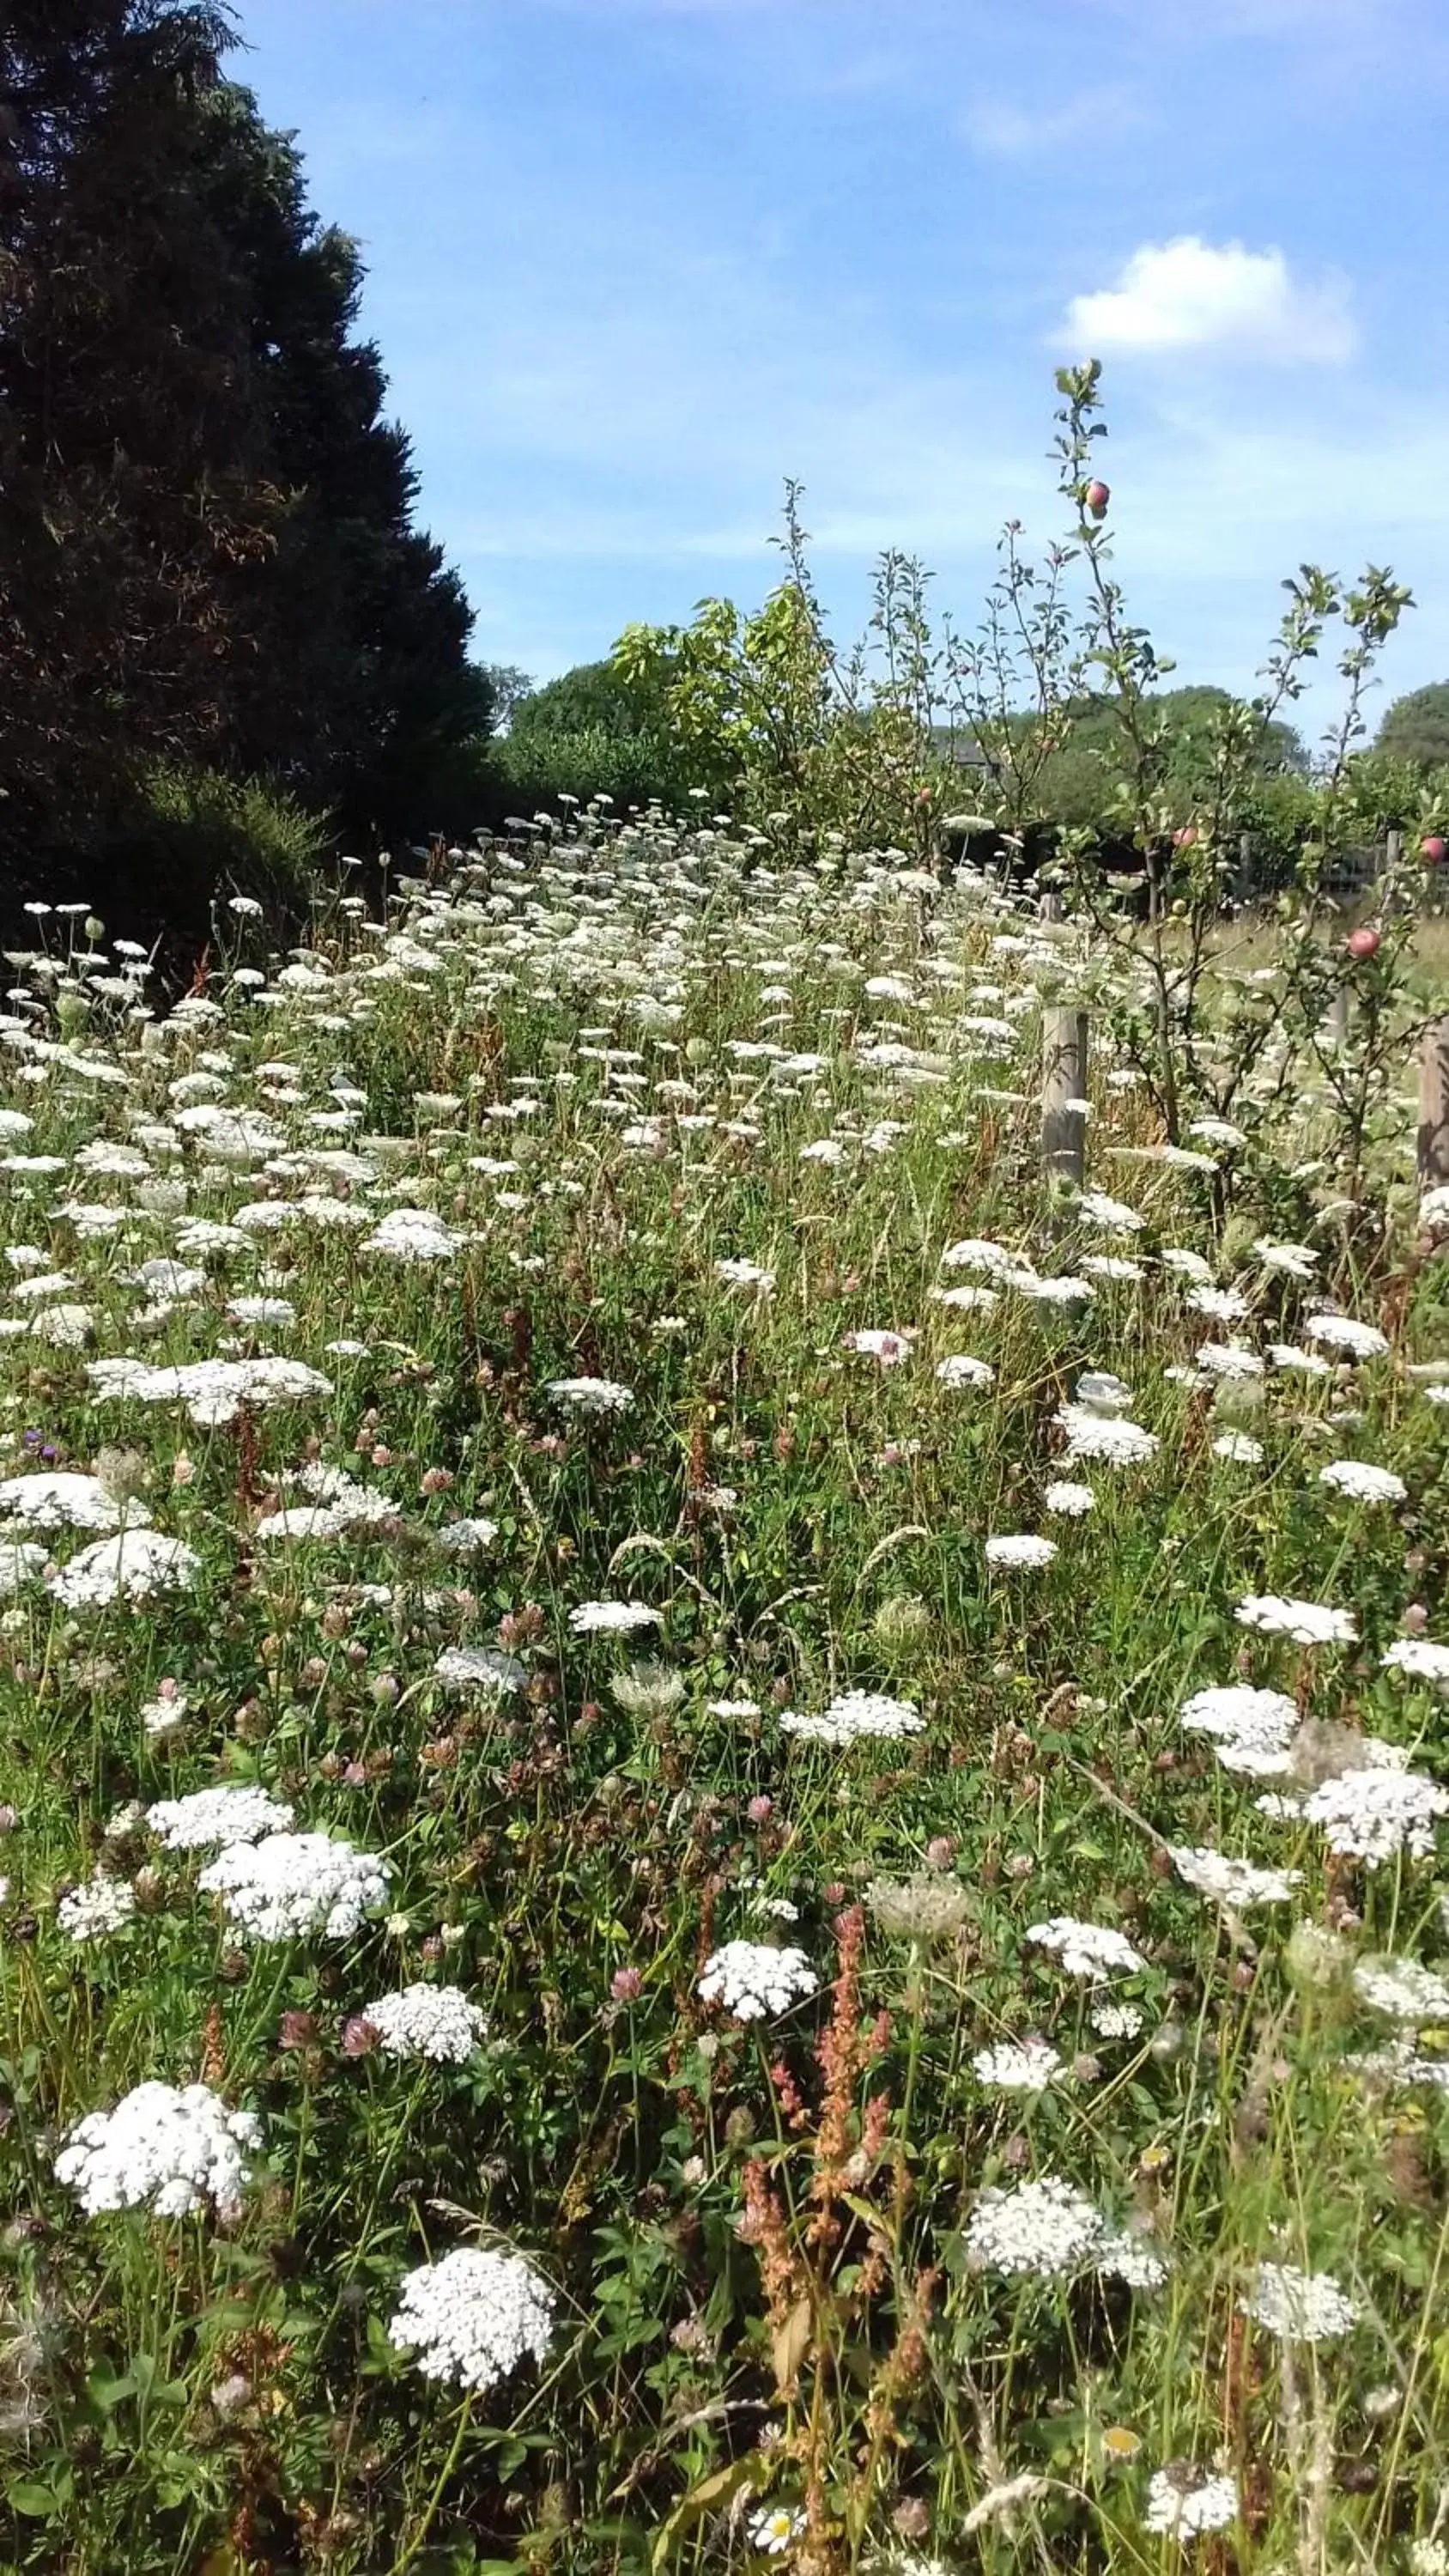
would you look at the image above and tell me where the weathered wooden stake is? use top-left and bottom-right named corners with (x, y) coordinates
top-left (1419, 1016), bottom-right (1449, 1188)
top-left (1041, 1008), bottom-right (1088, 1188)
top-left (1039, 884), bottom-right (1063, 923)
top-left (1325, 987), bottom-right (1350, 1047)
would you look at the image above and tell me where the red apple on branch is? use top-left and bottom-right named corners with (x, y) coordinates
top-left (1422, 834), bottom-right (1446, 865)
top-left (1345, 926), bottom-right (1380, 960)
top-left (1172, 824), bottom-right (1197, 848)
top-left (1085, 479), bottom-right (1110, 519)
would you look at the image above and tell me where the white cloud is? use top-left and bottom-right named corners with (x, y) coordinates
top-left (1059, 237), bottom-right (1355, 362)
top-left (963, 83), bottom-right (1149, 157)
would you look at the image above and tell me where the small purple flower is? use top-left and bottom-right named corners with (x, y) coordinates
top-left (611, 1965), bottom-right (643, 2003)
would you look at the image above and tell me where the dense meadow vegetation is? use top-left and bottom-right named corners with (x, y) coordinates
top-left (0, 801), bottom-right (1446, 2576)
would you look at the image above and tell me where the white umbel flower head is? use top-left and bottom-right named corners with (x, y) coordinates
top-left (1352, 1956), bottom-right (1449, 2021)
top-left (546, 1376), bottom-right (634, 1414)
top-left (696, 1940), bottom-right (818, 2021)
top-left (0, 1471), bottom-right (149, 1533)
top-left (1240, 2262), bottom-right (1359, 2342)
top-left (1044, 1479), bottom-right (1095, 1517)
top-left (936, 1353), bottom-right (995, 1390)
top-left (58, 1877), bottom-right (136, 1942)
top-left (1028, 1917), bottom-right (1146, 1979)
top-left (1143, 2467), bottom-right (1238, 2538)
top-left (1301, 1766), bottom-right (1449, 1866)
top-left (1234, 1595), bottom-right (1356, 1647)
top-left (1179, 1686), bottom-right (1297, 1763)
top-left (147, 1785), bottom-right (294, 1850)
top-left (361, 1208), bottom-right (464, 1261)
top-left (779, 1690), bottom-right (923, 1747)
top-left (1319, 1459), bottom-right (1407, 1505)
top-left (360, 1984), bottom-right (487, 2063)
top-left (1055, 1406), bottom-right (1159, 1466)
top-left (972, 2037), bottom-right (1063, 2092)
top-left (1304, 1312), bottom-right (1389, 1360)
top-left (198, 1831), bottom-right (391, 1941)
top-left (388, 2246), bottom-right (555, 2391)
top-left (54, 2081), bottom-right (261, 2219)
top-left (46, 1528), bottom-right (200, 1610)
top-left (965, 2174), bottom-right (1101, 2278)
top-left (568, 1600), bottom-right (659, 1636)
top-left (1383, 1638), bottom-right (1449, 1686)
top-left (1170, 1846), bottom-right (1301, 1907)
top-left (985, 1534), bottom-right (1058, 1570)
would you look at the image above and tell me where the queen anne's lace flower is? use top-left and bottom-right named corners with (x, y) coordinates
top-left (1383, 1638), bottom-right (1449, 1686)
top-left (972, 2038), bottom-right (1063, 2092)
top-left (1170, 1846), bottom-right (1300, 1907)
top-left (985, 1534), bottom-right (1058, 1570)
top-left (1055, 1405), bottom-right (1159, 1465)
top-left (1234, 1595), bottom-right (1356, 1647)
top-left (388, 2247), bottom-right (555, 2391)
top-left (54, 2081), bottom-right (260, 2218)
top-left (546, 1376), bottom-right (633, 1414)
top-left (1044, 1479), bottom-right (1094, 1516)
top-left (935, 1353), bottom-right (995, 1389)
top-left (966, 2175), bottom-right (1101, 2278)
top-left (433, 1644), bottom-right (527, 1693)
top-left (199, 1831), bottom-right (391, 1941)
top-left (1028, 1917), bottom-right (1145, 1979)
top-left (58, 1877), bottom-right (136, 1942)
top-left (1144, 2469), bottom-right (1237, 2538)
top-left (46, 1528), bottom-right (200, 1610)
top-left (1319, 1459), bottom-right (1407, 1504)
top-left (1301, 1766), bottom-right (1449, 1866)
top-left (696, 1940), bottom-right (818, 2020)
top-left (1304, 1312), bottom-right (1388, 1359)
top-left (568, 1600), bottom-right (659, 1636)
top-left (1352, 1955), bottom-right (1449, 2021)
top-left (361, 1208), bottom-right (464, 1260)
top-left (0, 1471), bottom-right (148, 1533)
top-left (779, 1690), bottom-right (923, 1747)
top-left (1240, 2262), bottom-right (1359, 2342)
top-left (147, 1785), bottom-right (294, 1850)
top-left (360, 1984), bottom-right (487, 2063)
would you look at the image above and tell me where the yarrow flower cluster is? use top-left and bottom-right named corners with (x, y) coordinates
top-left (779, 1690), bottom-right (923, 1747)
top-left (695, 1940), bottom-right (819, 2020)
top-left (359, 1984), bottom-right (487, 2063)
top-left (198, 1831), bottom-right (391, 1941)
top-left (54, 2081), bottom-right (261, 2219)
top-left (388, 2247), bottom-right (555, 2391)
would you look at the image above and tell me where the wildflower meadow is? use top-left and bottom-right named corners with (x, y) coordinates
top-left (0, 764), bottom-right (1447, 2576)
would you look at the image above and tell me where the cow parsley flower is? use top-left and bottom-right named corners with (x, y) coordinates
top-left (1028, 1917), bottom-right (1146, 1979)
top-left (360, 1984), bottom-right (487, 2063)
top-left (1302, 1766), bottom-right (1449, 1866)
top-left (1143, 2468), bottom-right (1237, 2539)
top-left (547, 1376), bottom-right (634, 1414)
top-left (58, 1877), bottom-right (136, 1942)
top-left (1234, 1595), bottom-right (1356, 1647)
top-left (199, 1831), bottom-right (391, 1941)
top-left (972, 2037), bottom-right (1063, 2092)
top-left (985, 1534), bottom-right (1058, 1570)
top-left (1240, 2262), bottom-right (1359, 2342)
top-left (1170, 1846), bottom-right (1300, 1906)
top-left (1319, 1459), bottom-right (1407, 1505)
top-left (54, 2081), bottom-right (260, 2219)
top-left (147, 1785), bottom-right (294, 1850)
top-left (965, 2175), bottom-right (1101, 2278)
top-left (389, 2247), bottom-right (555, 2391)
top-left (779, 1689), bottom-right (923, 1747)
top-left (696, 1940), bottom-right (818, 2020)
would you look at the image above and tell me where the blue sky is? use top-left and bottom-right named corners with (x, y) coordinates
top-left (235, 0), bottom-right (1449, 741)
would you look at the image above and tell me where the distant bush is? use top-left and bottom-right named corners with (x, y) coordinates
top-left (98, 763), bottom-right (330, 958)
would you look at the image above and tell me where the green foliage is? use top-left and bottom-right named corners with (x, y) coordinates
top-left (102, 762), bottom-right (330, 939)
top-left (1374, 680), bottom-right (1449, 768)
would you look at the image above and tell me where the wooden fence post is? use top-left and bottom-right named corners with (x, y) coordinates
top-left (1236, 831), bottom-right (1253, 908)
top-left (1419, 1017), bottom-right (1449, 1188)
top-left (1039, 884), bottom-right (1062, 923)
top-left (1041, 1008), bottom-right (1088, 1188)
